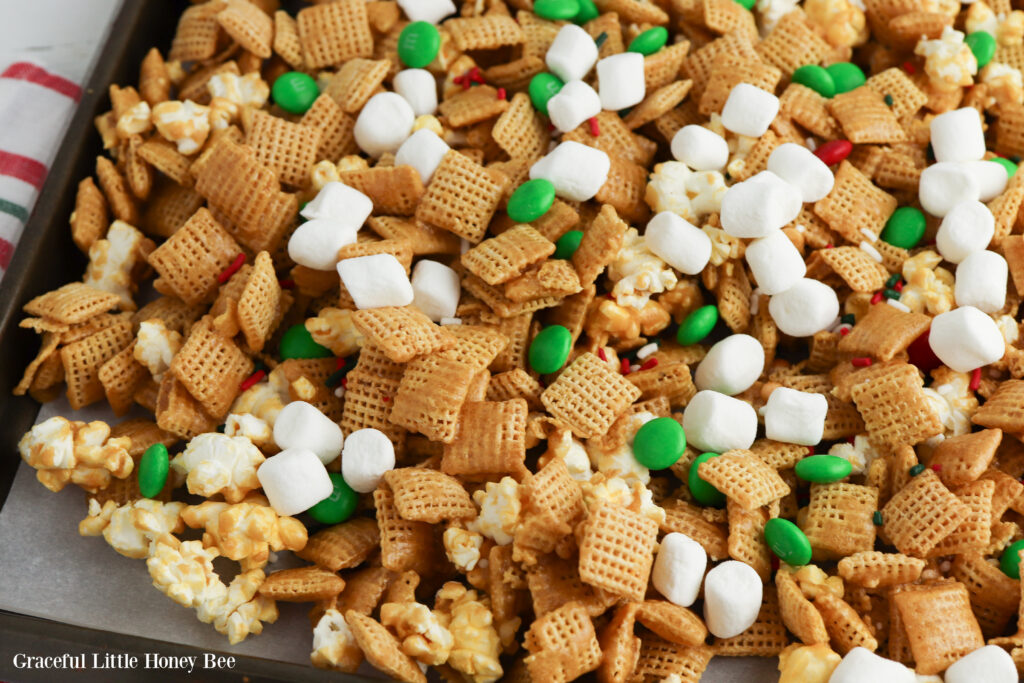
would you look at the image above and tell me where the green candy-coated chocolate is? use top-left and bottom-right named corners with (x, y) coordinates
top-left (791, 64), bottom-right (836, 98)
top-left (633, 417), bottom-right (686, 470)
top-left (628, 27), bottom-right (669, 56)
top-left (1000, 539), bottom-right (1024, 579)
top-left (307, 473), bottom-right (359, 525)
top-left (880, 206), bottom-right (926, 249)
top-left (734, 0), bottom-right (756, 9)
top-left (573, 0), bottom-right (600, 22)
top-left (138, 443), bottom-right (169, 499)
top-left (991, 156), bottom-right (1018, 179)
top-left (529, 72), bottom-right (564, 115)
top-left (795, 454), bottom-right (853, 483)
top-left (507, 179), bottom-right (556, 223)
top-left (553, 230), bottom-right (583, 259)
top-left (826, 62), bottom-right (866, 95)
top-left (271, 72), bottom-right (320, 115)
top-left (966, 31), bottom-right (997, 68)
top-left (529, 325), bottom-right (573, 374)
top-left (398, 22), bottom-right (441, 68)
top-left (534, 0), bottom-right (581, 20)
top-left (764, 518), bottom-right (812, 566)
top-left (280, 324), bottom-right (333, 360)
top-left (689, 452), bottom-right (726, 507)
top-left (677, 305), bottom-right (718, 346)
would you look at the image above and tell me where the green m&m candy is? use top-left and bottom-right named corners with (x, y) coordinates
top-left (307, 473), bottom-right (359, 525)
top-left (764, 518), bottom-right (812, 566)
top-left (507, 179), bottom-right (556, 223)
top-left (529, 72), bottom-right (565, 115)
top-left (280, 324), bottom-right (333, 360)
top-left (677, 305), bottom-right (718, 346)
top-left (633, 417), bottom-right (686, 470)
top-left (573, 0), bottom-right (600, 23)
top-left (734, 0), bottom-right (756, 10)
top-left (795, 454), bottom-right (852, 483)
top-left (398, 21), bottom-right (441, 68)
top-left (529, 325), bottom-right (573, 374)
top-left (554, 230), bottom-right (584, 259)
top-left (880, 206), bottom-right (926, 249)
top-left (991, 156), bottom-right (1018, 179)
top-left (534, 0), bottom-right (581, 20)
top-left (1000, 539), bottom-right (1024, 579)
top-left (689, 452), bottom-right (726, 507)
top-left (138, 443), bottom-right (169, 499)
top-left (966, 31), bottom-right (996, 68)
top-left (628, 27), bottom-right (669, 56)
top-left (826, 62), bottom-right (866, 95)
top-left (791, 64), bottom-right (836, 98)
top-left (271, 72), bottom-right (320, 115)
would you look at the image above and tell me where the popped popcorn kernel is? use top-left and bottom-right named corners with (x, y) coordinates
top-left (19, 417), bottom-right (133, 493)
top-left (170, 432), bottom-right (264, 503)
top-left (180, 494), bottom-right (308, 569)
top-left (134, 318), bottom-right (182, 379)
top-left (79, 497), bottom-right (186, 559)
top-left (151, 99), bottom-right (211, 155)
top-left (467, 477), bottom-right (521, 546)
top-left (608, 229), bottom-right (679, 310)
top-left (434, 583), bottom-right (503, 683)
top-left (116, 101), bottom-right (153, 138)
top-left (645, 161), bottom-right (728, 223)
top-left (305, 307), bottom-right (365, 357)
top-left (444, 526), bottom-right (484, 571)
top-left (311, 609), bottom-right (362, 672)
top-left (381, 601), bottom-right (455, 666)
top-left (915, 27), bottom-right (978, 92)
top-left (777, 643), bottom-right (842, 683)
top-left (900, 250), bottom-right (955, 315)
top-left (84, 220), bottom-right (149, 311)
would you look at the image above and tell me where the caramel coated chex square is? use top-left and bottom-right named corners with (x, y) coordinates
top-left (697, 450), bottom-right (790, 510)
top-left (541, 352), bottom-right (641, 438)
top-left (755, 11), bottom-right (830, 73)
top-left (296, 517), bottom-right (379, 572)
top-left (351, 306), bottom-right (455, 363)
top-left (802, 483), bottom-right (879, 560)
top-left (837, 302), bottom-right (931, 360)
top-left (415, 151), bottom-right (510, 243)
top-left (951, 551), bottom-right (1021, 638)
top-left (882, 470), bottom-right (969, 557)
top-left (297, 0), bottom-right (373, 68)
top-left (382, 468), bottom-right (475, 523)
top-left (24, 283), bottom-right (121, 326)
top-left (892, 581), bottom-right (984, 675)
top-left (829, 86), bottom-right (907, 144)
top-left (391, 354), bottom-right (478, 443)
top-left (373, 484), bottom-right (437, 576)
top-left (524, 602), bottom-right (603, 681)
top-left (443, 399), bottom-right (528, 480)
top-left (246, 110), bottom-right (322, 188)
top-left (461, 225), bottom-right (555, 285)
top-left (578, 501), bottom-right (658, 601)
top-left (573, 204), bottom-right (628, 287)
top-left (61, 319), bottom-right (134, 410)
top-left (850, 362), bottom-right (943, 451)
top-left (170, 317), bottom-right (253, 419)
top-left (973, 379), bottom-right (1024, 432)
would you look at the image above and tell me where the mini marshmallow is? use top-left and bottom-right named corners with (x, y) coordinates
top-left (547, 79), bottom-right (601, 133)
top-left (945, 646), bottom-right (1017, 683)
top-left (393, 68), bottom-right (438, 116)
top-left (336, 253), bottom-right (414, 309)
top-left (644, 211), bottom-right (712, 275)
top-left (682, 390), bottom-right (758, 453)
top-left (546, 24), bottom-right (599, 83)
top-left (828, 648), bottom-right (916, 683)
top-left (695, 334), bottom-right (765, 395)
top-left (766, 142), bottom-right (835, 202)
top-left (529, 141), bottom-right (610, 201)
top-left (929, 305), bottom-right (1006, 372)
top-left (396, 0), bottom-right (456, 24)
top-left (768, 278), bottom-right (840, 337)
top-left (341, 428), bottom-right (396, 493)
top-left (962, 159), bottom-right (1009, 201)
top-left (955, 250), bottom-right (1007, 313)
top-left (919, 162), bottom-right (980, 217)
top-left (395, 129), bottom-right (450, 183)
top-left (412, 259), bottom-right (460, 321)
top-left (596, 52), bottom-right (645, 111)
top-left (930, 108), bottom-right (986, 163)
top-left (745, 230), bottom-right (806, 295)
top-left (257, 448), bottom-right (333, 516)
top-left (671, 125), bottom-right (729, 172)
top-left (936, 200), bottom-right (994, 263)
top-left (288, 218), bottom-right (359, 271)
top-left (651, 533), bottom-right (707, 607)
top-left (354, 92), bottom-right (415, 157)
top-left (721, 83), bottom-right (780, 137)
top-left (720, 171), bottom-right (802, 238)
top-left (300, 182), bottom-right (373, 224)
top-left (764, 387), bottom-right (828, 446)
top-left (703, 560), bottom-right (763, 638)
top-left (273, 401), bottom-right (344, 465)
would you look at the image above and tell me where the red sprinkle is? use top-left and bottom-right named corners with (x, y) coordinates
top-left (382, 396), bottom-right (390, 402)
top-left (588, 116), bottom-right (600, 137)
top-left (620, 357), bottom-right (631, 375)
top-left (496, 87), bottom-right (506, 100)
top-left (340, 377), bottom-right (348, 389)
top-left (807, 446), bottom-right (816, 456)
top-left (894, 280), bottom-right (903, 292)
top-left (839, 327), bottom-right (851, 336)
top-left (870, 291), bottom-right (884, 305)
top-left (239, 369), bottom-right (266, 392)
top-left (770, 556), bottom-right (780, 572)
top-left (931, 464), bottom-right (942, 472)
top-left (336, 356), bottom-right (346, 370)
top-left (597, 347), bottom-right (608, 362)
top-left (902, 61), bottom-right (917, 74)
top-left (969, 367), bottom-right (982, 392)
top-left (217, 253), bottom-right (245, 284)
top-left (277, 278), bottom-right (295, 289)
top-left (814, 140), bottom-right (853, 166)
top-left (640, 357), bottom-right (659, 371)
top-left (825, 243), bottom-right (834, 249)
top-left (469, 66), bottom-right (484, 84)
top-left (851, 357), bottom-right (873, 367)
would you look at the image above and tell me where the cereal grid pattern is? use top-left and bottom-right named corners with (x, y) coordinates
top-left (462, 226), bottom-right (555, 285)
top-left (802, 483), bottom-right (879, 560)
top-left (415, 151), bottom-right (510, 243)
top-left (540, 352), bottom-right (641, 438)
top-left (297, 0), bottom-right (373, 68)
top-left (578, 501), bottom-right (658, 601)
top-left (442, 399), bottom-right (528, 479)
top-left (882, 470), bottom-right (969, 557)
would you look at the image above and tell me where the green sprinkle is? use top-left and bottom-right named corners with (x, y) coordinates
top-left (884, 93), bottom-right (894, 106)
top-left (909, 463), bottom-right (926, 476)
top-left (873, 510), bottom-right (883, 526)
top-left (884, 288), bottom-right (901, 300)
top-left (840, 313), bottom-right (856, 325)
top-left (595, 31), bottom-right (608, 49)
top-left (885, 273), bottom-right (901, 288)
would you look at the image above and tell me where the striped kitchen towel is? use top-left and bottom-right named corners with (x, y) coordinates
top-left (0, 61), bottom-right (82, 281)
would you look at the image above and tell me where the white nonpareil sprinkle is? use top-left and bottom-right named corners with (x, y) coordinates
top-left (794, 223), bottom-right (806, 232)
top-left (749, 289), bottom-right (761, 315)
top-left (859, 241), bottom-right (883, 262)
top-left (860, 227), bottom-right (877, 242)
top-left (440, 317), bottom-right (463, 325)
top-left (886, 299), bottom-right (911, 312)
top-left (636, 343), bottom-right (659, 360)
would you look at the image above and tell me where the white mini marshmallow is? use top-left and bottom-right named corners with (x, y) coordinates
top-left (945, 646), bottom-right (1017, 683)
top-left (683, 390), bottom-right (758, 453)
top-left (412, 259), bottom-right (460, 321)
top-left (354, 92), bottom-right (415, 157)
top-left (257, 448), bottom-right (333, 516)
top-left (768, 278), bottom-right (840, 337)
top-left (395, 129), bottom-right (450, 183)
top-left (671, 125), bottom-right (729, 172)
top-left (300, 182), bottom-right (373, 224)
top-left (393, 68), bottom-right (438, 116)
top-left (288, 218), bottom-right (359, 271)
top-left (651, 533), bottom-right (707, 607)
top-left (828, 648), bottom-right (917, 683)
top-left (273, 401), bottom-right (344, 465)
top-left (530, 141), bottom-right (610, 201)
top-left (695, 334), bottom-right (765, 396)
top-left (720, 171), bottom-right (802, 238)
top-left (396, 0), bottom-right (455, 24)
top-left (721, 83), bottom-right (780, 137)
top-left (546, 24), bottom-right (598, 83)
top-left (767, 142), bottom-right (835, 202)
top-left (764, 387), bottom-right (828, 446)
top-left (745, 230), bottom-right (806, 295)
top-left (547, 79), bottom-right (601, 133)
top-left (337, 254), bottom-right (414, 309)
top-left (596, 52), bottom-right (645, 111)
top-left (955, 250), bottom-right (1007, 313)
top-left (929, 306), bottom-right (1006, 372)
top-left (644, 211), bottom-right (712, 275)
top-left (936, 200), bottom-right (994, 263)
top-left (930, 108), bottom-right (986, 163)
top-left (703, 560), bottom-right (763, 638)
top-left (341, 428), bottom-right (396, 493)
top-left (962, 159), bottom-right (1009, 201)
top-left (919, 162), bottom-right (981, 217)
